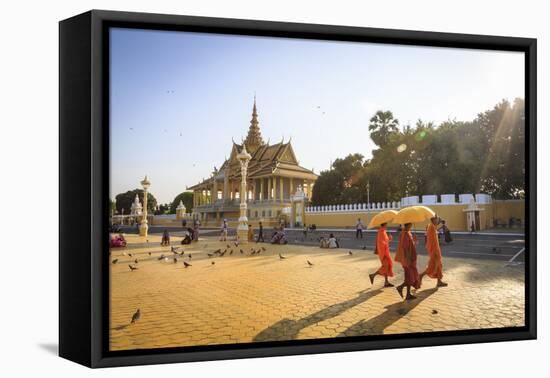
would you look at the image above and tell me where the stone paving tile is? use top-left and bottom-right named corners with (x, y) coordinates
top-left (109, 234), bottom-right (525, 351)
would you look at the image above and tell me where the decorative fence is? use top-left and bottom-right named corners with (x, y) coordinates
top-left (306, 193), bottom-right (492, 214)
top-left (306, 201), bottom-right (400, 213)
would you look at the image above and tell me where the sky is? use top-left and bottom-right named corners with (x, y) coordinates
top-left (110, 27), bottom-right (524, 204)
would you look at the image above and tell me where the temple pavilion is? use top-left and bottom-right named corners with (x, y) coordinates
top-left (188, 98), bottom-right (318, 226)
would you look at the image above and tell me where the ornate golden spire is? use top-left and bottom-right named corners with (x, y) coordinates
top-left (244, 95), bottom-right (264, 153)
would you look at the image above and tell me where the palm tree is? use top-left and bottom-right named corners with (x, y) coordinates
top-left (369, 110), bottom-right (399, 147)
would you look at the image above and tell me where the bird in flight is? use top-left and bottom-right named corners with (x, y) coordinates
top-left (307, 260), bottom-right (314, 267)
top-left (128, 264), bottom-right (138, 271)
top-left (348, 251), bottom-right (353, 255)
top-left (112, 259), bottom-right (118, 264)
top-left (279, 254), bottom-right (286, 260)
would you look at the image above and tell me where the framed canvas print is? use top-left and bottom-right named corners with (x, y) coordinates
top-left (59, 10), bottom-right (536, 368)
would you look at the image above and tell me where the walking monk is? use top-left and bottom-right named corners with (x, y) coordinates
top-left (395, 223), bottom-right (421, 300)
top-left (369, 222), bottom-right (394, 287)
top-left (420, 216), bottom-right (448, 287)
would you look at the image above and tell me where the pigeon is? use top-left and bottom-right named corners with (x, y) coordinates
top-left (432, 309), bottom-right (439, 315)
top-left (112, 259), bottom-right (118, 264)
top-left (157, 254), bottom-right (165, 261)
top-left (211, 261), bottom-right (215, 265)
top-left (134, 258), bottom-right (139, 264)
top-left (188, 254), bottom-right (192, 259)
top-left (362, 246), bottom-right (367, 250)
top-left (213, 249), bottom-right (221, 254)
top-left (261, 247), bottom-right (266, 252)
top-left (146, 239), bottom-right (149, 243)
top-left (230, 249), bottom-right (233, 255)
top-left (148, 252), bottom-right (151, 256)
top-left (179, 251), bottom-right (185, 256)
top-left (128, 264), bottom-right (138, 271)
top-left (256, 249), bottom-right (261, 255)
top-left (183, 261), bottom-right (192, 268)
top-left (307, 260), bottom-right (314, 267)
top-left (207, 253), bottom-right (214, 258)
top-left (173, 257), bottom-right (178, 264)
top-left (227, 244), bottom-right (231, 249)
top-left (240, 249), bottom-right (244, 254)
top-left (348, 251), bottom-right (353, 255)
top-left (250, 250), bottom-right (256, 255)
top-left (128, 253), bottom-right (133, 257)
top-left (234, 242), bottom-right (239, 247)
top-left (171, 246), bottom-right (179, 254)
top-left (279, 254), bottom-right (286, 260)
top-left (220, 251), bottom-right (226, 257)
top-left (131, 309), bottom-right (141, 323)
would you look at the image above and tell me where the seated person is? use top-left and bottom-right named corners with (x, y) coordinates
top-left (271, 231), bottom-right (288, 245)
top-left (110, 233), bottom-right (127, 248)
top-left (181, 230), bottom-right (192, 245)
top-left (328, 233), bottom-right (339, 249)
top-left (160, 229), bottom-right (170, 246)
top-left (319, 237), bottom-right (329, 248)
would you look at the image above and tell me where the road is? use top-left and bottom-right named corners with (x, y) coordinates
top-left (117, 225), bottom-right (525, 262)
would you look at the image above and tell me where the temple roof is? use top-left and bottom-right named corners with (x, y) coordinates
top-left (243, 95), bottom-right (264, 153)
top-left (188, 99), bottom-right (318, 190)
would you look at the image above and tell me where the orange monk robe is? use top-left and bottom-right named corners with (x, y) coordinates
top-left (424, 223), bottom-right (443, 279)
top-left (402, 231), bottom-right (420, 288)
top-left (376, 228), bottom-right (394, 277)
top-left (394, 230), bottom-right (407, 266)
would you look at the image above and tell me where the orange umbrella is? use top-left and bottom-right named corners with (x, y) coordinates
top-left (392, 205), bottom-right (435, 225)
top-left (367, 210), bottom-right (398, 229)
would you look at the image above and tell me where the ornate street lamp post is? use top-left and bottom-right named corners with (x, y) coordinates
top-left (139, 175), bottom-right (151, 237)
top-left (236, 145), bottom-right (252, 243)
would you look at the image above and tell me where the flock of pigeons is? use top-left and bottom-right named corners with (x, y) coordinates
top-left (111, 239), bottom-right (360, 326)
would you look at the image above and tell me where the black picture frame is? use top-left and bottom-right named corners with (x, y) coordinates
top-left (59, 9), bottom-right (537, 368)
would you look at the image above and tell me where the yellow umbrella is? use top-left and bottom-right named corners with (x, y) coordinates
top-left (368, 210), bottom-right (398, 229)
top-left (392, 205), bottom-right (436, 225)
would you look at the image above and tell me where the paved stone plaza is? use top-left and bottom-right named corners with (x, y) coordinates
top-left (109, 234), bottom-right (525, 351)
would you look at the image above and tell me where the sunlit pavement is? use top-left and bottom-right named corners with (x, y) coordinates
top-left (109, 234), bottom-right (525, 351)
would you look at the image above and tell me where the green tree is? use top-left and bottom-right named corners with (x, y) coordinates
top-left (170, 191), bottom-right (194, 214)
top-left (115, 189), bottom-right (157, 214)
top-left (310, 170), bottom-right (345, 205)
top-left (368, 110), bottom-right (399, 147)
top-left (311, 99), bottom-right (525, 205)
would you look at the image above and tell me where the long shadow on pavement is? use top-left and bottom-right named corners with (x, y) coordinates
top-left (253, 288), bottom-right (383, 342)
top-left (336, 287), bottom-right (438, 337)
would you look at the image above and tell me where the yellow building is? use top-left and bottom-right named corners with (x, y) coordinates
top-left (188, 98), bottom-right (318, 226)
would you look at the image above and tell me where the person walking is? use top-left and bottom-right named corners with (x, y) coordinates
top-left (395, 223), bottom-right (420, 300)
top-left (355, 218), bottom-right (364, 239)
top-left (257, 221), bottom-right (265, 243)
top-left (420, 216), bottom-right (448, 287)
top-left (220, 219), bottom-right (228, 241)
top-left (369, 222), bottom-right (394, 287)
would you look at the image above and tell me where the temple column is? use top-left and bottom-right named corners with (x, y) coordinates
top-left (267, 178), bottom-right (272, 200)
top-left (273, 176), bottom-right (278, 202)
top-left (290, 178), bottom-right (294, 196)
top-left (213, 180), bottom-right (218, 203)
top-left (260, 178), bottom-right (264, 201)
top-left (279, 177), bottom-right (284, 201)
top-left (223, 168), bottom-right (229, 200)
